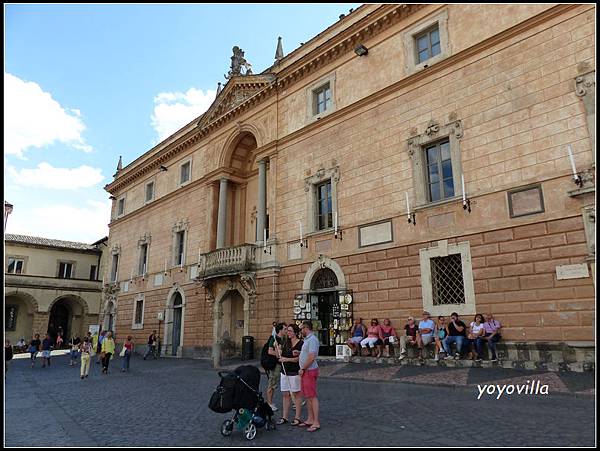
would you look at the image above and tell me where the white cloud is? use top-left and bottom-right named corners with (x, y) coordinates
top-left (5, 200), bottom-right (111, 243)
top-left (7, 162), bottom-right (104, 190)
top-left (4, 73), bottom-right (92, 157)
top-left (151, 87), bottom-right (216, 142)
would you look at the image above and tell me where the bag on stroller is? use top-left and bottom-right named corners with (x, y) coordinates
top-left (209, 365), bottom-right (276, 440)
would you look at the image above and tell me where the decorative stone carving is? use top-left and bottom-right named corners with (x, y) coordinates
top-left (425, 120), bottom-right (440, 136)
top-left (102, 283), bottom-right (120, 303)
top-left (200, 279), bottom-right (215, 304)
top-left (137, 233), bottom-right (151, 247)
top-left (304, 166), bottom-right (340, 192)
top-left (110, 244), bottom-right (121, 256)
top-left (172, 219), bottom-right (189, 233)
top-left (239, 272), bottom-right (257, 299)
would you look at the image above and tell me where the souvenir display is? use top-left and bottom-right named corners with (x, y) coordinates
top-left (341, 303), bottom-right (348, 310)
top-left (298, 312), bottom-right (305, 319)
top-left (345, 293), bottom-right (353, 304)
top-left (293, 299), bottom-right (299, 307)
top-left (295, 320), bottom-right (302, 326)
top-left (306, 313), bottom-right (311, 319)
top-left (293, 306), bottom-right (301, 315)
top-left (304, 303), bottom-right (311, 312)
top-left (299, 298), bottom-right (306, 309)
top-left (333, 319), bottom-right (338, 330)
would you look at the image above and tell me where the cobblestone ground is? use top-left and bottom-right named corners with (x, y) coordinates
top-left (5, 354), bottom-right (595, 447)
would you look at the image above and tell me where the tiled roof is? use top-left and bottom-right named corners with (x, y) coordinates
top-left (4, 234), bottom-right (101, 252)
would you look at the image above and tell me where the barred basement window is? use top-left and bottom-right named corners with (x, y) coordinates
top-left (430, 254), bottom-right (465, 306)
top-left (5, 305), bottom-right (18, 331)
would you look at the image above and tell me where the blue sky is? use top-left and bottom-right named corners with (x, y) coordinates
top-left (4, 3), bottom-right (358, 242)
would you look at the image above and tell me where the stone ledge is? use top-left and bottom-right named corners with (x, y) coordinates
top-left (321, 355), bottom-right (594, 372)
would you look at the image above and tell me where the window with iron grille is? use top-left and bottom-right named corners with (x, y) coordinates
top-left (139, 243), bottom-right (148, 276)
top-left (415, 24), bottom-right (441, 64)
top-left (110, 254), bottom-right (119, 282)
top-left (5, 305), bottom-right (18, 331)
top-left (430, 254), bottom-right (465, 306)
top-left (316, 180), bottom-right (333, 230)
top-left (176, 231), bottom-right (185, 266)
top-left (424, 139), bottom-right (454, 202)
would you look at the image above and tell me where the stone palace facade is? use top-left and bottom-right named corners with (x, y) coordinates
top-left (102, 4), bottom-right (595, 366)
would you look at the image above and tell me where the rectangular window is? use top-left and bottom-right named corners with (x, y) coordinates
top-left (431, 254), bottom-right (465, 306)
top-left (139, 243), bottom-right (149, 275)
top-left (176, 231), bottom-right (185, 266)
top-left (316, 180), bottom-right (333, 230)
top-left (110, 254), bottom-right (119, 282)
top-left (145, 181), bottom-right (155, 203)
top-left (58, 262), bottom-right (73, 279)
top-left (425, 140), bottom-right (454, 202)
top-left (313, 83), bottom-right (332, 115)
top-left (7, 257), bottom-right (24, 274)
top-left (180, 161), bottom-right (191, 185)
top-left (117, 197), bottom-right (125, 216)
top-left (134, 299), bottom-right (144, 325)
top-left (415, 25), bottom-right (441, 64)
top-left (89, 265), bottom-right (97, 281)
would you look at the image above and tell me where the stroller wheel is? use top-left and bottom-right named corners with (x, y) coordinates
top-left (244, 423), bottom-right (257, 440)
top-left (221, 419), bottom-right (234, 437)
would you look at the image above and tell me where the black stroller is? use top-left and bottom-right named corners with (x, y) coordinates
top-left (209, 365), bottom-right (276, 440)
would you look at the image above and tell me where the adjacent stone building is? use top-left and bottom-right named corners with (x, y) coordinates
top-left (103, 4), bottom-right (595, 366)
top-left (5, 234), bottom-right (108, 344)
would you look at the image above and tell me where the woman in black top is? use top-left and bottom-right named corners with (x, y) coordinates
top-left (277, 324), bottom-right (304, 426)
top-left (29, 334), bottom-right (41, 368)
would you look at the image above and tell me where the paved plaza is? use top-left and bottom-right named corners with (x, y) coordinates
top-left (5, 354), bottom-right (595, 447)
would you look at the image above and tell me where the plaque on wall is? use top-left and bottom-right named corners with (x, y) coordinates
top-left (508, 185), bottom-right (545, 218)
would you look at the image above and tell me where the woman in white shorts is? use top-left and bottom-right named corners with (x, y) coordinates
top-left (277, 324), bottom-right (304, 426)
top-left (360, 319), bottom-right (384, 357)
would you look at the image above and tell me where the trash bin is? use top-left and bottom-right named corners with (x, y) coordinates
top-left (242, 336), bottom-right (254, 361)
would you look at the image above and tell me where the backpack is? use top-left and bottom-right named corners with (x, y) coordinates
top-left (208, 372), bottom-right (237, 413)
top-left (260, 337), bottom-right (278, 372)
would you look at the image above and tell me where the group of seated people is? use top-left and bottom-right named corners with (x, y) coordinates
top-left (346, 311), bottom-right (502, 361)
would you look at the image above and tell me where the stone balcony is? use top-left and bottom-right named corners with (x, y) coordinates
top-left (198, 243), bottom-right (260, 279)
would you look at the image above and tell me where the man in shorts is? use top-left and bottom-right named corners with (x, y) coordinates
top-left (416, 311), bottom-right (435, 361)
top-left (298, 320), bottom-right (321, 432)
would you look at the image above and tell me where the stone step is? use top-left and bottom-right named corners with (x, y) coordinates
top-left (319, 355), bottom-right (594, 372)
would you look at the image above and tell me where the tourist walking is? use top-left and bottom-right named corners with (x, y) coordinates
top-left (69, 336), bottom-right (81, 366)
top-left (121, 335), bottom-right (134, 372)
top-left (143, 331), bottom-right (158, 360)
top-left (41, 334), bottom-right (53, 367)
top-left (101, 331), bottom-right (116, 374)
top-left (79, 337), bottom-right (93, 379)
top-left (298, 320), bottom-right (321, 432)
top-left (5, 340), bottom-right (13, 374)
top-left (29, 334), bottom-right (41, 368)
top-left (94, 331), bottom-right (106, 364)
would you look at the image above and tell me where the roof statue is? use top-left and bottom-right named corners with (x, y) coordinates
top-left (225, 46), bottom-right (253, 79)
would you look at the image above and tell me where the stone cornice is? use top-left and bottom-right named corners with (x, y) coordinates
top-left (105, 3), bottom-right (580, 195)
top-left (105, 4), bottom-right (421, 194)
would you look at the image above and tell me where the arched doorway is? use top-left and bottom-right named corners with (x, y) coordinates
top-left (300, 257), bottom-right (350, 357)
top-left (48, 296), bottom-right (88, 345)
top-left (172, 293), bottom-right (183, 356)
top-left (219, 290), bottom-right (245, 358)
top-left (164, 287), bottom-right (186, 357)
top-left (5, 292), bottom-right (37, 344)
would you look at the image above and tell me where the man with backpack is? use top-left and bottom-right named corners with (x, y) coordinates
top-left (261, 322), bottom-right (287, 413)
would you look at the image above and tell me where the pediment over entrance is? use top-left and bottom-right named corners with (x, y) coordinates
top-left (197, 75), bottom-right (275, 129)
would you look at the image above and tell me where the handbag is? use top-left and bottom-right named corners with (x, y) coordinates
top-left (119, 346), bottom-right (126, 357)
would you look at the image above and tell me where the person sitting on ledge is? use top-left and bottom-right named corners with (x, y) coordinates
top-left (380, 318), bottom-right (399, 357)
top-left (467, 314), bottom-right (486, 361)
top-left (360, 318), bottom-right (384, 357)
top-left (434, 316), bottom-right (447, 361)
top-left (416, 311), bottom-right (436, 361)
top-left (398, 316), bottom-right (418, 360)
top-left (346, 318), bottom-right (366, 357)
top-left (443, 312), bottom-right (467, 360)
top-left (482, 313), bottom-right (502, 361)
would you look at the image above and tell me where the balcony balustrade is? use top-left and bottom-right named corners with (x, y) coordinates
top-left (198, 244), bottom-right (258, 279)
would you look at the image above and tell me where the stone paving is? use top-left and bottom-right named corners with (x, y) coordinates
top-left (5, 354), bottom-right (596, 447)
